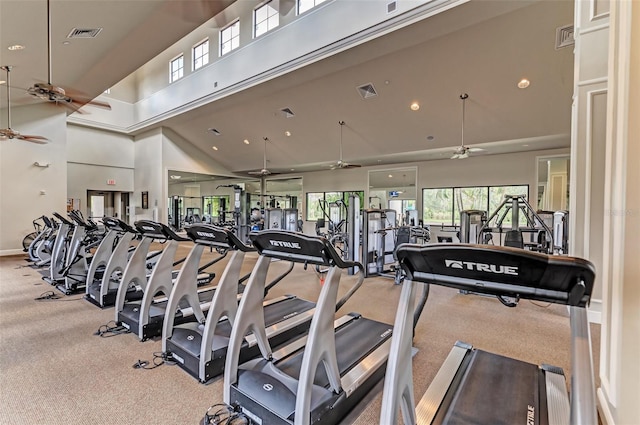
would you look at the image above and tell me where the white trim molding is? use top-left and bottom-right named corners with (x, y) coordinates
top-left (0, 249), bottom-right (27, 257)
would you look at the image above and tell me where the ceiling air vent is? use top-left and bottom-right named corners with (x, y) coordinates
top-left (67, 28), bottom-right (103, 39)
top-left (387, 1), bottom-right (397, 13)
top-left (280, 107), bottom-right (295, 118)
top-left (555, 24), bottom-right (574, 49)
top-left (357, 83), bottom-right (378, 99)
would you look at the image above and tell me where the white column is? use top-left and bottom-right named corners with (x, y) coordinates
top-left (596, 1), bottom-right (640, 424)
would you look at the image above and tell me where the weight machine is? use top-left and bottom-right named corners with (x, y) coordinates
top-left (362, 209), bottom-right (430, 283)
top-left (477, 194), bottom-right (553, 253)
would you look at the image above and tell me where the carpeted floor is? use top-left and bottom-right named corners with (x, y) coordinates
top-left (0, 245), bottom-right (600, 425)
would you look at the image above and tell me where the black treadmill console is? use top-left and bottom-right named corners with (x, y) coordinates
top-left (134, 220), bottom-right (171, 240)
top-left (250, 230), bottom-right (362, 270)
top-left (100, 217), bottom-right (136, 234)
top-left (396, 243), bottom-right (595, 307)
top-left (186, 224), bottom-right (255, 252)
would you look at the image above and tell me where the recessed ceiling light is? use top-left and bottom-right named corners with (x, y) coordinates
top-left (523, 144), bottom-right (529, 147)
top-left (212, 146), bottom-right (218, 150)
top-left (290, 168), bottom-right (295, 171)
top-left (243, 139), bottom-right (250, 145)
top-left (7, 44), bottom-right (25, 51)
top-left (285, 131), bottom-right (291, 137)
top-left (388, 174), bottom-right (393, 178)
top-left (62, 41), bottom-right (70, 45)
top-left (518, 78), bottom-right (530, 89)
top-left (0, 80), bottom-right (5, 85)
top-left (410, 102), bottom-right (420, 111)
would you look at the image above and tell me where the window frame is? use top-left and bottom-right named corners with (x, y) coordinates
top-left (220, 20), bottom-right (240, 57)
top-left (305, 190), bottom-right (364, 221)
top-left (169, 54), bottom-right (184, 83)
top-left (422, 184), bottom-right (529, 226)
top-left (298, 0), bottom-right (327, 15)
top-left (254, 0), bottom-right (279, 38)
top-left (192, 38), bottom-right (209, 71)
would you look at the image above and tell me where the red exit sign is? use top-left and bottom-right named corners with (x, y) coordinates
top-left (107, 179), bottom-right (116, 185)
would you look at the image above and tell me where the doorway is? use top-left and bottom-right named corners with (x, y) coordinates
top-left (87, 190), bottom-right (131, 224)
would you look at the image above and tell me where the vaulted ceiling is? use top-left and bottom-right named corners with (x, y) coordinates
top-left (0, 0), bottom-right (575, 175)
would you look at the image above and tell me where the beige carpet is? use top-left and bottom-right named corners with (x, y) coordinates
top-left (0, 246), bottom-right (600, 425)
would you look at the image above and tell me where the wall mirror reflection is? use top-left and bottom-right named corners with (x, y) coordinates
top-left (368, 167), bottom-right (417, 225)
top-left (167, 170), bottom-right (257, 229)
top-left (536, 155), bottom-right (570, 212)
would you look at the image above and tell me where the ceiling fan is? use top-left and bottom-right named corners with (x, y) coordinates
top-left (0, 66), bottom-right (48, 144)
top-left (25, 0), bottom-right (111, 113)
top-left (451, 93), bottom-right (484, 159)
top-left (330, 120), bottom-right (361, 169)
top-left (248, 137), bottom-right (279, 176)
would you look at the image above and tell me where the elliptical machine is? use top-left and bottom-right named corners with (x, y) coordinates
top-left (85, 217), bottom-right (142, 308)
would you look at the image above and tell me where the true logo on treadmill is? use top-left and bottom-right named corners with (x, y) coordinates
top-left (269, 240), bottom-right (301, 249)
top-left (444, 259), bottom-right (518, 276)
top-left (526, 405), bottom-right (535, 425)
top-left (196, 231), bottom-right (216, 238)
top-left (263, 383), bottom-right (274, 391)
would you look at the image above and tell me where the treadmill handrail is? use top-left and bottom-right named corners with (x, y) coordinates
top-left (396, 243), bottom-right (595, 307)
top-left (381, 243), bottom-right (598, 425)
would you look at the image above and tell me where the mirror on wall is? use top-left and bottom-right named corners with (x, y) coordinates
top-left (264, 177), bottom-right (303, 211)
top-left (167, 170), bottom-right (258, 228)
top-left (368, 167), bottom-right (417, 225)
top-left (536, 155), bottom-right (570, 211)
top-left (166, 171), bottom-right (302, 231)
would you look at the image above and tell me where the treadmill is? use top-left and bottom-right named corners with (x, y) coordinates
top-left (163, 224), bottom-right (315, 383)
top-left (115, 220), bottom-right (218, 341)
top-left (222, 230), bottom-right (428, 425)
top-left (380, 243), bottom-right (597, 425)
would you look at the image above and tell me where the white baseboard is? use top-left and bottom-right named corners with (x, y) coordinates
top-left (0, 249), bottom-right (26, 257)
top-left (597, 387), bottom-right (616, 425)
top-left (588, 299), bottom-right (602, 324)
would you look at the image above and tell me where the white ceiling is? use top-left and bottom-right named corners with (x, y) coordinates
top-left (0, 0), bottom-right (575, 176)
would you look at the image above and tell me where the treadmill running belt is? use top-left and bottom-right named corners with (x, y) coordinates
top-left (439, 350), bottom-right (541, 425)
top-left (276, 316), bottom-right (392, 388)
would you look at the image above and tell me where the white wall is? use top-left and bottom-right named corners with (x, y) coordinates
top-left (133, 129), bottom-right (164, 222)
top-left (0, 104), bottom-right (67, 254)
top-left (296, 147), bottom-right (568, 232)
top-left (66, 125), bottom-right (135, 204)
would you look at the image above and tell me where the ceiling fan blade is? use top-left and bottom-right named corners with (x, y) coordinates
top-left (18, 134), bottom-right (49, 144)
top-left (1, 66), bottom-right (48, 143)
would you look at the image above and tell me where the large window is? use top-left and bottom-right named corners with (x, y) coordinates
top-left (423, 185), bottom-right (528, 226)
top-left (193, 39), bottom-right (209, 70)
top-left (254, 1), bottom-right (279, 37)
top-left (220, 20), bottom-right (240, 56)
top-left (298, 0), bottom-right (327, 14)
top-left (169, 54), bottom-right (184, 83)
top-left (305, 191), bottom-right (364, 221)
